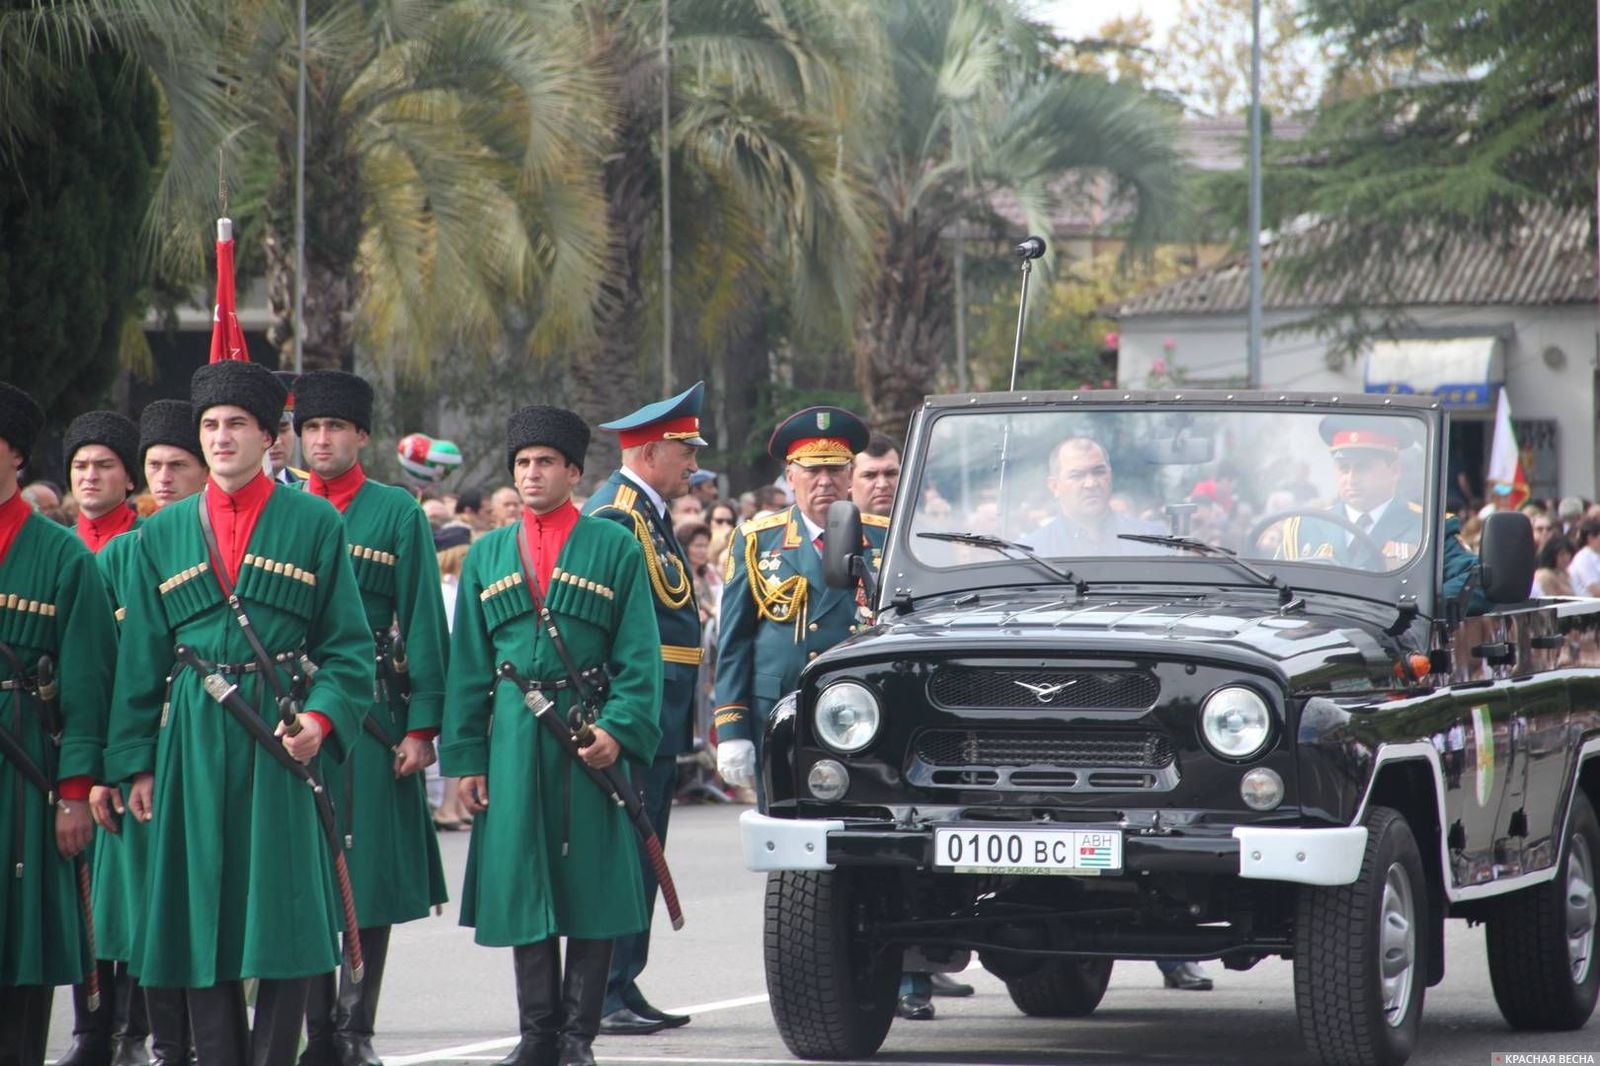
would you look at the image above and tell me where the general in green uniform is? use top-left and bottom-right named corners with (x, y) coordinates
top-left (104, 363), bottom-right (375, 1066)
top-left (429, 406), bottom-right (662, 1066)
top-left (0, 384), bottom-right (117, 1066)
top-left (714, 407), bottom-right (886, 787)
top-left (585, 381), bottom-right (707, 1036)
top-left (291, 370), bottom-right (449, 1066)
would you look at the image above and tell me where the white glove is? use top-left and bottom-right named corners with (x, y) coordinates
top-left (717, 738), bottom-right (757, 789)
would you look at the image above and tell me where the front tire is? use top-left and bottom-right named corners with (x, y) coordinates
top-left (1004, 958), bottom-right (1113, 1017)
top-left (1485, 791), bottom-right (1600, 1030)
top-left (764, 869), bottom-right (899, 1060)
top-left (1293, 806), bottom-right (1426, 1066)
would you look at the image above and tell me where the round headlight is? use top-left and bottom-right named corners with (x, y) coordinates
top-left (808, 759), bottom-right (850, 801)
top-left (1201, 686), bottom-right (1272, 760)
top-left (1240, 767), bottom-right (1284, 811)
top-left (814, 682), bottom-right (881, 754)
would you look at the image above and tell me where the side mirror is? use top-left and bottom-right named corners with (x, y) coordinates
top-left (1478, 511), bottom-right (1535, 604)
top-left (823, 500), bottom-right (864, 590)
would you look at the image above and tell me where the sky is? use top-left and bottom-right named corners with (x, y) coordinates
top-left (1030, 0), bottom-right (1187, 41)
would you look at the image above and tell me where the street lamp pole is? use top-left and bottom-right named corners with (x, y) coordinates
top-left (294, 0), bottom-right (307, 374)
top-left (1246, 0), bottom-right (1263, 388)
top-left (661, 0), bottom-right (673, 394)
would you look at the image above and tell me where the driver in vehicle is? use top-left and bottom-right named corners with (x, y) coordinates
top-left (1030, 436), bottom-right (1152, 555)
top-left (1274, 416), bottom-right (1422, 569)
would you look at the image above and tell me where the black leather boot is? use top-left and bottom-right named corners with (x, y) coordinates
top-left (111, 966), bottom-right (152, 1066)
top-left (187, 983), bottom-right (248, 1066)
top-left (298, 972), bottom-right (338, 1066)
top-left (493, 940), bottom-right (560, 1066)
top-left (0, 984), bottom-right (53, 1066)
top-left (555, 940), bottom-right (611, 1066)
top-left (250, 978), bottom-right (310, 1066)
top-left (57, 961), bottom-right (117, 1066)
top-left (332, 926), bottom-right (390, 1066)
top-left (144, 988), bottom-right (190, 1066)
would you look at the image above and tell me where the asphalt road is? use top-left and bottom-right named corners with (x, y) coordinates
top-left (50, 803), bottom-right (1597, 1065)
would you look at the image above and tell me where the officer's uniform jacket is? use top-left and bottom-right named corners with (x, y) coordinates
top-left (103, 485), bottom-right (375, 987)
top-left (713, 505), bottom-right (888, 745)
top-left (0, 505), bottom-right (116, 987)
top-left (1277, 498), bottom-right (1424, 568)
top-left (305, 475), bottom-right (449, 927)
top-left (583, 470), bottom-right (702, 759)
top-left (430, 515), bottom-right (664, 946)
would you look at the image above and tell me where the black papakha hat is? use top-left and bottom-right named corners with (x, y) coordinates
top-left (0, 383), bottom-right (45, 465)
top-left (292, 370), bottom-right (374, 435)
top-left (64, 410), bottom-right (141, 488)
top-left (139, 400), bottom-right (203, 465)
top-left (191, 361), bottom-right (288, 434)
top-left (506, 405), bottom-right (590, 474)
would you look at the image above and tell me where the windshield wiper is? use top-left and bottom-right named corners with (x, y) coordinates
top-left (917, 531), bottom-right (1087, 595)
top-left (1117, 533), bottom-right (1298, 608)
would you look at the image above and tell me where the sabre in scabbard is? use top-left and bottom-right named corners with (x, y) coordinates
top-left (495, 661), bottom-right (685, 930)
top-left (176, 644), bottom-right (365, 982)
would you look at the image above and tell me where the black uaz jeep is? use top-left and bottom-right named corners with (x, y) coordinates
top-left (743, 391), bottom-right (1599, 1066)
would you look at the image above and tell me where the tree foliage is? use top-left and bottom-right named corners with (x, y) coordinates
top-left (852, 0), bottom-right (1187, 440)
top-left (0, 14), bottom-right (159, 425)
top-left (1265, 0), bottom-right (1596, 342)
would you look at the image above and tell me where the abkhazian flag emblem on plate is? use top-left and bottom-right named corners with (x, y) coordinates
top-left (816, 412), bottom-right (831, 431)
top-left (1078, 842), bottom-right (1113, 867)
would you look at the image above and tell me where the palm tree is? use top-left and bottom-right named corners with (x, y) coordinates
top-left (853, 1), bottom-right (1187, 438)
top-left (6, 0), bottom-right (613, 374)
top-left (558, 0), bottom-right (877, 478)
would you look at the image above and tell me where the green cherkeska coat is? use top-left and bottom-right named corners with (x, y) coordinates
top-left (90, 524), bottom-right (147, 963)
top-left (429, 515), bottom-right (662, 947)
top-left (0, 511), bottom-right (117, 987)
top-left (314, 477), bottom-right (449, 926)
top-left (103, 487), bottom-right (375, 988)
top-left (713, 505), bottom-right (887, 746)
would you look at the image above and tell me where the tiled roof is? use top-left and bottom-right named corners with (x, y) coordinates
top-left (1113, 204), bottom-right (1597, 317)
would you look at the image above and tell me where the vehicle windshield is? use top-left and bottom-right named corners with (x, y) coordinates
top-left (908, 406), bottom-right (1431, 578)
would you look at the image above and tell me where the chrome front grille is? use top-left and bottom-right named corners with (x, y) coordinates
top-left (929, 666), bottom-right (1158, 711)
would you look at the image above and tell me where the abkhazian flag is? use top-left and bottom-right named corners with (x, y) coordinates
top-left (1486, 387), bottom-right (1529, 509)
top-left (208, 217), bottom-right (249, 363)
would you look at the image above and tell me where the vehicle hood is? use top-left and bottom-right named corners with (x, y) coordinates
top-left (829, 591), bottom-right (1399, 687)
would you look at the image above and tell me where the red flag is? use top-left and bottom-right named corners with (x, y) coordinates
top-left (209, 217), bottom-right (249, 363)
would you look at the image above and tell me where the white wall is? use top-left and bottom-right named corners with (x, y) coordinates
top-left (1117, 304), bottom-right (1600, 498)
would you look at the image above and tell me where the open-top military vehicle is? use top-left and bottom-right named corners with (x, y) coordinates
top-left (743, 390), bottom-right (1598, 1065)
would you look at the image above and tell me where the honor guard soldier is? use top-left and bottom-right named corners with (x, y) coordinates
top-left (0, 384), bottom-right (118, 1066)
top-left (1275, 415), bottom-right (1423, 569)
top-left (291, 370), bottom-right (449, 1066)
top-left (713, 407), bottom-right (886, 791)
top-left (104, 362), bottom-right (376, 1066)
top-left (584, 382), bottom-right (708, 1036)
top-left (90, 401), bottom-right (209, 1066)
top-left (428, 406), bottom-right (663, 1066)
top-left (269, 372), bottom-right (307, 486)
top-left (59, 411), bottom-right (149, 1066)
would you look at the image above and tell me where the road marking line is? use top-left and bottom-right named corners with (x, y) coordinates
top-left (384, 994), bottom-right (770, 1065)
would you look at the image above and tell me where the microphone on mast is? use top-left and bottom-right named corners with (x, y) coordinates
top-left (1014, 235), bottom-right (1047, 261)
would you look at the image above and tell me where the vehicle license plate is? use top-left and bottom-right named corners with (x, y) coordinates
top-left (933, 827), bottom-right (1123, 876)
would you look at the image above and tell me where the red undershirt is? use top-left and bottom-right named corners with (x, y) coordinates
top-left (204, 473), bottom-right (333, 740)
top-left (521, 501), bottom-right (579, 595)
top-left (1, 492), bottom-right (91, 798)
top-left (75, 503), bottom-right (138, 554)
top-left (307, 462), bottom-right (366, 514)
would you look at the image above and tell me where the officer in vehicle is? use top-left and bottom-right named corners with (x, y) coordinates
top-left (1276, 417), bottom-right (1423, 568)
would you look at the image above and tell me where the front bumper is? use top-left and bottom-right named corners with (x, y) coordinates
top-left (741, 811), bottom-right (1365, 886)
